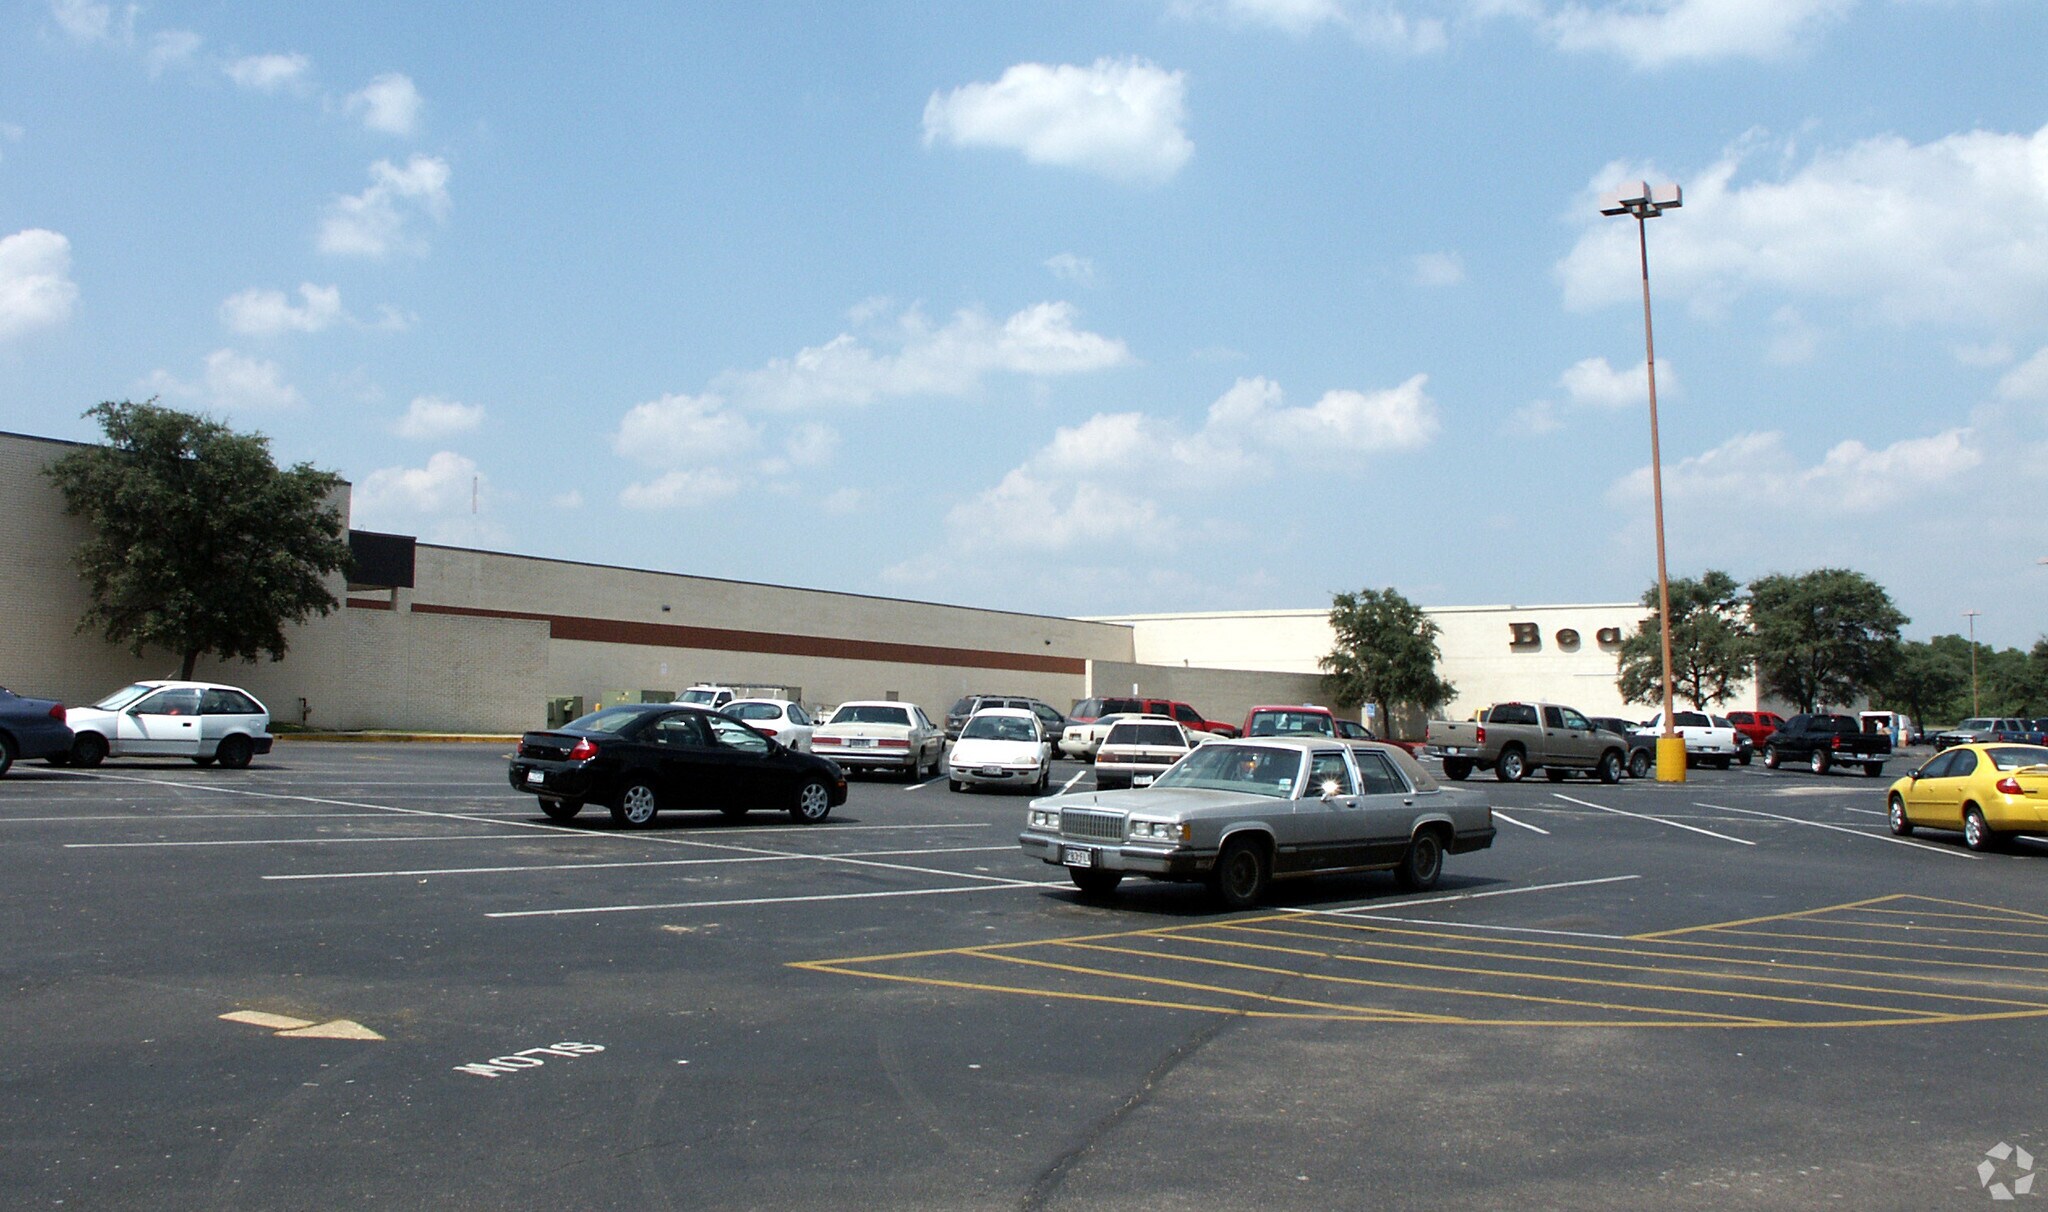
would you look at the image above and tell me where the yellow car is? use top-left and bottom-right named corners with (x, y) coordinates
top-left (1886, 742), bottom-right (2048, 850)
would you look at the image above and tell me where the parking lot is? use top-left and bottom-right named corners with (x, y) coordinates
top-left (6, 744), bottom-right (2048, 1209)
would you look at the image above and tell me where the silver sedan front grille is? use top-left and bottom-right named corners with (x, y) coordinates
top-left (1060, 809), bottom-right (1125, 841)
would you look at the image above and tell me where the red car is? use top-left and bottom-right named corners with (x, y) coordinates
top-left (1068, 696), bottom-right (1239, 737)
top-left (1725, 710), bottom-right (1785, 750)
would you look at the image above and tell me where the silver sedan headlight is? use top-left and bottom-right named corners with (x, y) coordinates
top-left (1028, 808), bottom-right (1060, 830)
top-left (1128, 818), bottom-right (1189, 843)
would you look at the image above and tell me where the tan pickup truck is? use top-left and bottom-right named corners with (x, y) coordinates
top-left (1424, 701), bottom-right (1629, 784)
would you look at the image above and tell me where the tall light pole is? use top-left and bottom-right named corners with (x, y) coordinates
top-left (1601, 180), bottom-right (1685, 782)
top-left (1964, 609), bottom-right (1982, 717)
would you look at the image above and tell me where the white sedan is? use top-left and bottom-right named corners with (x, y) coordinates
top-left (722, 698), bottom-right (815, 752)
top-left (813, 700), bottom-right (945, 779)
top-left (61, 680), bottom-right (274, 769)
top-left (946, 708), bottom-right (1051, 794)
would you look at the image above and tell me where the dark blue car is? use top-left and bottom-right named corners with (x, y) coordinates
top-left (0, 686), bottom-right (74, 777)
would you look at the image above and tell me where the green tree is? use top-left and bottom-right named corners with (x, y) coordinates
top-left (1747, 568), bottom-right (1907, 713)
top-left (46, 400), bottom-right (351, 680)
top-left (1321, 587), bottom-right (1455, 738)
top-left (1614, 570), bottom-right (1752, 711)
top-left (1872, 637), bottom-right (1970, 726)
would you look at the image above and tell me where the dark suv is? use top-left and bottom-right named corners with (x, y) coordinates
top-left (945, 694), bottom-right (1068, 741)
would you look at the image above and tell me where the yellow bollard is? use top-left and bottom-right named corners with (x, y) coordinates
top-left (1655, 735), bottom-right (1688, 783)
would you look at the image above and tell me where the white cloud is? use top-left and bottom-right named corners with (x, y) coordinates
top-left (1045, 253), bottom-right (1097, 287)
top-left (346, 72), bottom-right (422, 137)
top-left (225, 52), bottom-right (310, 93)
top-left (922, 58), bottom-right (1192, 186)
top-left (1410, 251), bottom-right (1464, 288)
top-left (1542, 0), bottom-right (1856, 67)
top-left (48, 0), bottom-right (126, 45)
top-left (781, 422), bottom-right (837, 468)
top-left (1559, 124), bottom-right (2048, 332)
top-left (0, 228), bottom-right (79, 340)
top-left (939, 374), bottom-right (1438, 555)
top-left (1171, 0), bottom-right (1446, 52)
top-left (1997, 347), bottom-right (2048, 403)
top-left (1765, 306), bottom-right (1821, 365)
top-left (318, 155), bottom-right (451, 257)
top-left (551, 489), bottom-right (584, 510)
top-left (395, 395), bottom-right (485, 439)
top-left (355, 451), bottom-right (480, 517)
top-left (147, 349), bottom-right (303, 411)
top-left (821, 487), bottom-right (862, 514)
top-left (723, 301), bottom-right (1132, 411)
top-left (618, 468), bottom-right (743, 510)
top-left (219, 282), bottom-right (343, 335)
top-left (1610, 427), bottom-right (1982, 516)
top-left (1559, 356), bottom-right (1659, 410)
top-left (612, 393), bottom-right (760, 467)
top-left (145, 30), bottom-right (201, 75)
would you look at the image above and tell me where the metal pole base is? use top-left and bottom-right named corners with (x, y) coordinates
top-left (1655, 735), bottom-right (1689, 783)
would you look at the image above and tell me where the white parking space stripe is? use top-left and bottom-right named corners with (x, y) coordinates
top-left (67, 834), bottom-right (524, 848)
top-left (1694, 801), bottom-right (1983, 860)
top-left (263, 845), bottom-right (1018, 881)
top-left (1059, 770), bottom-right (1087, 792)
top-left (0, 812), bottom-right (416, 823)
top-left (1282, 874), bottom-right (1642, 921)
top-left (1490, 809), bottom-right (1549, 835)
top-left (487, 880), bottom-right (1069, 917)
top-left (1552, 793), bottom-right (1756, 845)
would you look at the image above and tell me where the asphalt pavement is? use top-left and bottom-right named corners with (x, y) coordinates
top-left (2, 742), bottom-right (2043, 1210)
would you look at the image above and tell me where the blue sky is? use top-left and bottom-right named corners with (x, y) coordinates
top-left (3, 0), bottom-right (2044, 647)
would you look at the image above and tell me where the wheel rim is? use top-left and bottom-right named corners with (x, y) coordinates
top-left (622, 785), bottom-right (657, 824)
top-left (1890, 799), bottom-right (1906, 831)
top-left (797, 783), bottom-right (830, 820)
top-left (1413, 835), bottom-right (1442, 881)
top-left (1502, 753), bottom-right (1521, 779)
top-left (1966, 813), bottom-right (1983, 846)
top-left (1222, 850), bottom-right (1258, 898)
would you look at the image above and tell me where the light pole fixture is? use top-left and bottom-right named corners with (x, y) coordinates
top-left (1601, 180), bottom-right (1685, 782)
top-left (1964, 609), bottom-right (1982, 717)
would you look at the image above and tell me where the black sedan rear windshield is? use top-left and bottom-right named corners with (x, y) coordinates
top-left (565, 706), bottom-right (658, 734)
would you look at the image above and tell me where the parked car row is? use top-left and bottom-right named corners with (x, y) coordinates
top-left (1932, 717), bottom-right (2048, 750)
top-left (0, 680), bottom-right (275, 776)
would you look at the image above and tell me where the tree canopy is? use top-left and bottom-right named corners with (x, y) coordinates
top-left (1615, 569), bottom-right (1752, 711)
top-left (1747, 568), bottom-right (1906, 713)
top-left (1321, 587), bottom-right (1455, 733)
top-left (46, 400), bottom-right (352, 680)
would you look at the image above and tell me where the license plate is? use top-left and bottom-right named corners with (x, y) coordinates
top-left (980, 765), bottom-right (1006, 777)
top-left (525, 769), bottom-right (543, 784)
top-left (1134, 774), bottom-right (1155, 786)
top-left (850, 738), bottom-right (874, 748)
top-left (1061, 846), bottom-right (1095, 868)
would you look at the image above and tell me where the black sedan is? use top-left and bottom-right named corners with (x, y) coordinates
top-left (506, 703), bottom-right (848, 827)
top-left (0, 686), bottom-right (74, 777)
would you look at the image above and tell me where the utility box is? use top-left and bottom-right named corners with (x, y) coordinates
top-left (599, 689), bottom-right (675, 709)
top-left (545, 696), bottom-right (586, 729)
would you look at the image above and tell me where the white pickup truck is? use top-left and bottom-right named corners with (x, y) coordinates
top-left (1425, 701), bottom-right (1629, 784)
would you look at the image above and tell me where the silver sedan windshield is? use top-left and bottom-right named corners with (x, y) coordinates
top-left (1151, 744), bottom-right (1301, 798)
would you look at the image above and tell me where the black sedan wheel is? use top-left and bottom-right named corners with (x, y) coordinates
top-left (1210, 836), bottom-right (1270, 910)
top-left (1069, 868), bottom-right (1123, 897)
top-left (611, 778), bottom-right (660, 828)
top-left (540, 797), bottom-right (583, 822)
top-left (790, 778), bottom-right (833, 824)
top-left (0, 735), bottom-right (14, 778)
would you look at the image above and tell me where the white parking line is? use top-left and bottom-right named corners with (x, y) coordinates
top-left (1059, 770), bottom-right (1087, 792)
top-left (487, 880), bottom-right (1068, 917)
top-left (1694, 802), bottom-right (1983, 860)
top-left (1490, 809), bottom-right (1549, 835)
top-left (263, 845), bottom-right (1018, 881)
top-left (68, 834), bottom-right (523, 849)
top-left (0, 812), bottom-right (414, 823)
top-left (1552, 793), bottom-right (1755, 845)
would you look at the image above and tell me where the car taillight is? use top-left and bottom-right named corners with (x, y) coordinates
top-left (877, 738), bottom-right (910, 749)
top-left (1997, 777), bottom-right (2024, 795)
top-left (815, 735), bottom-right (841, 746)
top-left (756, 727), bottom-right (778, 737)
top-left (567, 738), bottom-right (598, 761)
top-left (1475, 726), bottom-right (1486, 745)
top-left (48, 704), bottom-right (65, 723)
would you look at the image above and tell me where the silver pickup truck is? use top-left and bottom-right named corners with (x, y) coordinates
top-left (1425, 701), bottom-right (1629, 784)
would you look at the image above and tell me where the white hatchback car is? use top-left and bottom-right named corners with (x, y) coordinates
top-left (945, 707), bottom-right (1051, 794)
top-left (62, 680), bottom-right (274, 768)
top-left (721, 698), bottom-right (815, 752)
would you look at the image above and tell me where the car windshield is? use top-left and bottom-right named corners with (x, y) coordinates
top-left (726, 703), bottom-right (782, 721)
top-left (1107, 723), bottom-right (1184, 747)
top-left (832, 705), bottom-right (911, 727)
top-left (1247, 711), bottom-right (1332, 737)
top-left (961, 715), bottom-right (1037, 742)
top-left (1152, 743), bottom-right (1301, 798)
top-left (564, 706), bottom-right (656, 734)
top-left (93, 683), bottom-right (155, 711)
top-left (678, 689), bottom-right (721, 705)
top-left (1986, 746), bottom-right (2048, 770)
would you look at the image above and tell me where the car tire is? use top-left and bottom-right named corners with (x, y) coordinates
top-left (540, 797), bottom-right (583, 822)
top-left (71, 733), bottom-right (108, 768)
top-left (1597, 750), bottom-right (1623, 784)
top-left (1863, 763), bottom-right (1885, 778)
top-left (1034, 765), bottom-right (1050, 794)
top-left (1442, 757), bottom-right (1473, 781)
top-left (1628, 749), bottom-right (1651, 780)
top-left (948, 778), bottom-right (964, 793)
top-left (1712, 757), bottom-right (1731, 770)
top-left (1069, 868), bottom-right (1123, 897)
top-left (1963, 804), bottom-right (1995, 852)
top-left (790, 778), bottom-right (833, 824)
top-left (1545, 768), bottom-right (1567, 783)
top-left (0, 735), bottom-right (13, 778)
top-left (192, 755), bottom-right (216, 767)
top-left (1394, 828), bottom-right (1445, 892)
top-left (610, 778), bottom-right (660, 828)
top-left (1495, 746), bottom-right (1526, 783)
top-left (1210, 835), bottom-right (1270, 910)
top-left (216, 735), bottom-right (254, 770)
top-left (1737, 750), bottom-right (1752, 767)
top-left (1809, 749), bottom-right (1830, 776)
top-left (1887, 794), bottom-right (1913, 837)
top-left (1762, 745), bottom-right (1780, 770)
